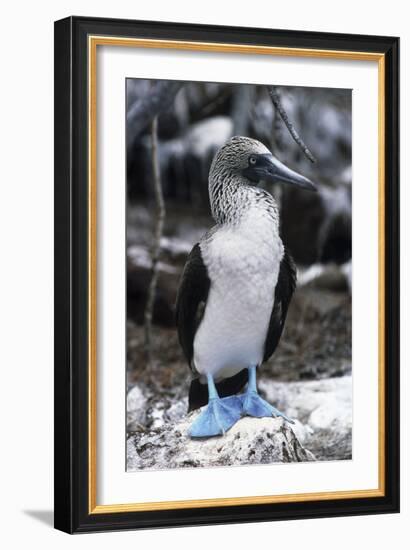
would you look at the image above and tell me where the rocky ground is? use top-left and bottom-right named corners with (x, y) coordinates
top-left (127, 374), bottom-right (351, 471)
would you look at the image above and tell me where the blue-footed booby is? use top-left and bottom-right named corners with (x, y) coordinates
top-left (176, 136), bottom-right (317, 438)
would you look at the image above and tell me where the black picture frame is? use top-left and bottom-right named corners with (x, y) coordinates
top-left (54, 15), bottom-right (400, 534)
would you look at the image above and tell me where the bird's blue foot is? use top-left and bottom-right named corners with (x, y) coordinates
top-left (239, 366), bottom-right (294, 424)
top-left (189, 395), bottom-right (242, 438)
top-left (240, 391), bottom-right (294, 424)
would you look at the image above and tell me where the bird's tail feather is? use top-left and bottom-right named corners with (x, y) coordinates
top-left (188, 369), bottom-right (248, 412)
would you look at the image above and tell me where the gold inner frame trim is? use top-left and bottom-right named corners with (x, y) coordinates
top-left (88, 35), bottom-right (386, 514)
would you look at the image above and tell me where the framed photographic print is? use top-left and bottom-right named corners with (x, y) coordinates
top-left (54, 16), bottom-right (400, 533)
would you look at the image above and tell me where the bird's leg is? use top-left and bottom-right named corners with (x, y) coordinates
top-left (240, 366), bottom-right (294, 424)
top-left (189, 374), bottom-right (242, 438)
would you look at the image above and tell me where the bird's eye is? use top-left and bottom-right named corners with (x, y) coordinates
top-left (249, 156), bottom-right (257, 165)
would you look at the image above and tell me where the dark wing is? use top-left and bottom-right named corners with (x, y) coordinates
top-left (175, 243), bottom-right (210, 371)
top-left (263, 248), bottom-right (297, 363)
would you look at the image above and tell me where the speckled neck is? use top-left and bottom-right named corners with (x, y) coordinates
top-left (208, 166), bottom-right (280, 228)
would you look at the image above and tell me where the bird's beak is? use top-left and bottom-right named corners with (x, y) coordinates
top-left (265, 155), bottom-right (317, 191)
top-left (244, 153), bottom-right (317, 192)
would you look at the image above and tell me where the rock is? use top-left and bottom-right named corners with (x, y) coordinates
top-left (185, 116), bottom-right (233, 158)
top-left (341, 260), bottom-right (352, 293)
top-left (148, 397), bottom-right (188, 430)
top-left (127, 385), bottom-right (148, 430)
top-left (260, 375), bottom-right (351, 423)
top-left (127, 415), bottom-right (315, 471)
top-left (159, 236), bottom-right (192, 266)
top-left (259, 376), bottom-right (352, 460)
top-left (298, 263), bottom-right (350, 292)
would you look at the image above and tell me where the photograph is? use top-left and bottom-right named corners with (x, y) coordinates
top-left (125, 78), bottom-right (353, 471)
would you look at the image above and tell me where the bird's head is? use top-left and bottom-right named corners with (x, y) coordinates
top-left (211, 136), bottom-right (317, 192)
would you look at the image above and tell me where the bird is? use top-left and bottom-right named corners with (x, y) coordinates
top-left (175, 136), bottom-right (317, 438)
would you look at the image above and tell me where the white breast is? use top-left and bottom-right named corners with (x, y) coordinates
top-left (193, 208), bottom-right (284, 381)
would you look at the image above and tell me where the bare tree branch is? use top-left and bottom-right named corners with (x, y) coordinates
top-left (144, 117), bottom-right (166, 364)
top-left (127, 81), bottom-right (183, 152)
top-left (268, 86), bottom-right (316, 163)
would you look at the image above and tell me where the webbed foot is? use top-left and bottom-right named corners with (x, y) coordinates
top-left (189, 395), bottom-right (242, 438)
top-left (240, 391), bottom-right (294, 424)
top-left (239, 366), bottom-right (294, 424)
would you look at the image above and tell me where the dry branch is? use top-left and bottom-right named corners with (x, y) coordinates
top-left (144, 117), bottom-right (166, 364)
top-left (268, 86), bottom-right (316, 163)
